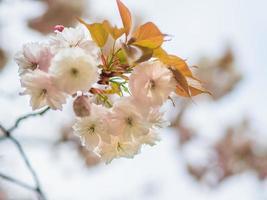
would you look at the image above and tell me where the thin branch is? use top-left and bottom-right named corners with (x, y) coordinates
top-left (0, 172), bottom-right (37, 192)
top-left (8, 107), bottom-right (50, 132)
top-left (8, 135), bottom-right (46, 199)
top-left (0, 107), bottom-right (50, 200)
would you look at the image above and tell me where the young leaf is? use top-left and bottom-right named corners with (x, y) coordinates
top-left (153, 47), bottom-right (168, 58)
top-left (171, 68), bottom-right (190, 97)
top-left (102, 20), bottom-right (125, 40)
top-left (159, 55), bottom-right (193, 78)
top-left (153, 47), bottom-right (208, 97)
top-left (135, 46), bottom-right (153, 64)
top-left (116, 0), bottom-right (132, 37)
top-left (176, 77), bottom-right (210, 97)
top-left (78, 18), bottom-right (108, 47)
top-left (131, 22), bottom-right (164, 49)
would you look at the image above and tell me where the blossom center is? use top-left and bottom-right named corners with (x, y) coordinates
top-left (70, 67), bottom-right (79, 77)
top-left (31, 63), bottom-right (38, 70)
top-left (39, 89), bottom-right (47, 97)
top-left (126, 117), bottom-right (133, 127)
top-left (117, 142), bottom-right (123, 152)
top-left (87, 125), bottom-right (95, 134)
top-left (149, 79), bottom-right (156, 89)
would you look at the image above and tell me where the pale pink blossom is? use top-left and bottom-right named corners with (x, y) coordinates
top-left (73, 104), bottom-right (111, 151)
top-left (21, 70), bottom-right (66, 110)
top-left (15, 42), bottom-right (53, 74)
top-left (98, 135), bottom-right (140, 164)
top-left (129, 61), bottom-right (176, 107)
top-left (50, 26), bottom-right (98, 57)
top-left (109, 97), bottom-right (151, 141)
top-left (49, 48), bottom-right (99, 95)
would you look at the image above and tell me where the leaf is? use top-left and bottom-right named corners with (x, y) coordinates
top-left (176, 77), bottom-right (210, 97)
top-left (153, 47), bottom-right (168, 58)
top-left (116, 49), bottom-right (127, 64)
top-left (121, 44), bottom-right (153, 64)
top-left (121, 43), bottom-right (140, 64)
top-left (78, 18), bottom-right (108, 47)
top-left (116, 0), bottom-right (132, 37)
top-left (153, 47), bottom-right (208, 97)
top-left (154, 52), bottom-right (193, 78)
top-left (103, 82), bottom-right (122, 96)
top-left (171, 68), bottom-right (190, 97)
top-left (131, 22), bottom-right (164, 49)
top-left (102, 20), bottom-right (125, 40)
top-left (135, 46), bottom-right (153, 64)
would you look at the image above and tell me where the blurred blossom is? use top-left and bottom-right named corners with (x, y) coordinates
top-left (196, 49), bottom-right (242, 100)
top-left (28, 0), bottom-right (87, 34)
top-left (186, 118), bottom-right (267, 185)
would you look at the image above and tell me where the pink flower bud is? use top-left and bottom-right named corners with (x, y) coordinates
top-left (53, 25), bottom-right (65, 32)
top-left (73, 96), bottom-right (91, 117)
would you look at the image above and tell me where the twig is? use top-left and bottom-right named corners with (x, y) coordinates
top-left (0, 172), bottom-right (37, 192)
top-left (8, 107), bottom-right (50, 132)
top-left (0, 107), bottom-right (50, 200)
top-left (9, 135), bottom-right (46, 200)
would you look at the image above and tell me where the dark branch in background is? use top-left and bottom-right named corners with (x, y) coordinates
top-left (0, 172), bottom-right (37, 193)
top-left (8, 107), bottom-right (50, 132)
top-left (0, 107), bottom-right (50, 200)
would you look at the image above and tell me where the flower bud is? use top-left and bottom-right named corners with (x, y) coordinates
top-left (53, 25), bottom-right (65, 32)
top-left (73, 96), bottom-right (91, 117)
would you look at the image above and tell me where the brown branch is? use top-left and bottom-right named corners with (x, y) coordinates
top-left (0, 107), bottom-right (50, 200)
top-left (0, 172), bottom-right (37, 193)
top-left (8, 107), bottom-right (50, 132)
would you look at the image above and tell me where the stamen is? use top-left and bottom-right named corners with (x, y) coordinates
top-left (126, 117), bottom-right (133, 126)
top-left (87, 125), bottom-right (95, 134)
top-left (149, 79), bottom-right (156, 89)
top-left (117, 142), bottom-right (123, 151)
top-left (70, 68), bottom-right (79, 76)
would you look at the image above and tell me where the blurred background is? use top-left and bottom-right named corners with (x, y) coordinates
top-left (0, 0), bottom-right (267, 199)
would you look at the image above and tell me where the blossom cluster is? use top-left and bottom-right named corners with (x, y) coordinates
top-left (15, 0), bottom-right (206, 163)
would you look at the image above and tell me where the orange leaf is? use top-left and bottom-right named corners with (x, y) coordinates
top-left (131, 22), bottom-right (164, 49)
top-left (116, 0), bottom-right (132, 37)
top-left (171, 68), bottom-right (190, 97)
top-left (155, 53), bottom-right (193, 78)
top-left (153, 47), bottom-right (168, 58)
top-left (176, 77), bottom-right (210, 97)
top-left (78, 18), bottom-right (108, 47)
top-left (153, 47), bottom-right (208, 97)
top-left (102, 20), bottom-right (125, 40)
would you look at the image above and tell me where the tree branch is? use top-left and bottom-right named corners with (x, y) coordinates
top-left (0, 172), bottom-right (37, 193)
top-left (8, 135), bottom-right (46, 199)
top-left (8, 107), bottom-right (50, 132)
top-left (0, 107), bottom-right (50, 199)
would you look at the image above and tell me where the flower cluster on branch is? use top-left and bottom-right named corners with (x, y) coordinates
top-left (14, 0), bottom-right (207, 163)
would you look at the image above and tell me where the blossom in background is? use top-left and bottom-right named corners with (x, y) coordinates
top-left (129, 61), bottom-right (176, 107)
top-left (15, 42), bottom-right (53, 74)
top-left (21, 70), bottom-right (66, 110)
top-left (98, 135), bottom-right (140, 164)
top-left (49, 47), bottom-right (99, 94)
top-left (73, 104), bottom-right (111, 151)
top-left (50, 26), bottom-right (98, 57)
top-left (109, 97), bottom-right (151, 141)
